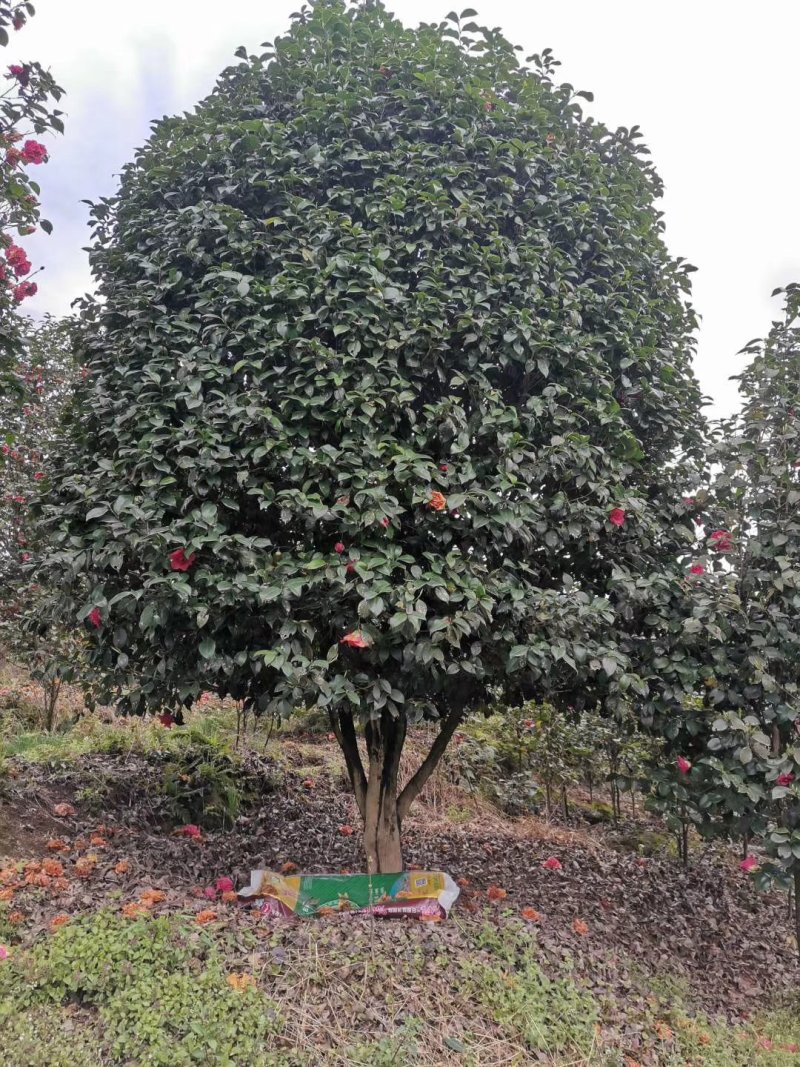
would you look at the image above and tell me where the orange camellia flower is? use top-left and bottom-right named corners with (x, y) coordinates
top-left (340, 630), bottom-right (369, 649)
top-left (0, 888), bottom-right (15, 902)
top-left (487, 885), bottom-right (507, 902)
top-left (280, 861), bottom-right (298, 874)
top-left (49, 877), bottom-right (69, 894)
top-left (338, 824), bottom-right (355, 836)
top-left (122, 902), bottom-right (147, 918)
top-left (139, 889), bottom-right (166, 906)
top-left (8, 910), bottom-right (26, 924)
top-left (114, 860), bottom-right (131, 875)
top-left (0, 866), bottom-right (19, 886)
top-left (572, 918), bottom-right (589, 936)
top-left (195, 909), bottom-right (217, 925)
top-left (428, 490), bottom-right (447, 511)
top-left (50, 914), bottom-right (70, 930)
top-left (227, 973), bottom-right (256, 990)
top-left (654, 1022), bottom-right (674, 1041)
top-left (90, 835), bottom-right (108, 848)
top-left (521, 906), bottom-right (541, 923)
top-left (42, 859), bottom-right (64, 878)
top-left (221, 890), bottom-right (238, 903)
top-left (53, 802), bottom-right (76, 817)
top-left (73, 856), bottom-right (96, 879)
top-left (46, 838), bottom-right (69, 852)
top-left (26, 871), bottom-right (52, 888)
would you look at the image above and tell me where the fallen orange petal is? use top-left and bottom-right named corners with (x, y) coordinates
top-left (521, 906), bottom-right (541, 922)
top-left (572, 918), bottom-right (589, 936)
top-left (195, 909), bottom-right (217, 925)
top-left (139, 889), bottom-right (166, 905)
top-left (49, 914), bottom-right (70, 930)
top-left (280, 862), bottom-right (298, 874)
top-left (487, 885), bottom-right (507, 902)
top-left (7, 910), bottom-right (26, 924)
top-left (114, 860), bottom-right (131, 875)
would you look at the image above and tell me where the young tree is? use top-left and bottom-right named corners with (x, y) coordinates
top-left (40, 1), bottom-right (705, 871)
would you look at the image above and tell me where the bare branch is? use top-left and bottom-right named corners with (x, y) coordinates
top-left (397, 705), bottom-right (463, 822)
top-left (329, 707), bottom-right (367, 818)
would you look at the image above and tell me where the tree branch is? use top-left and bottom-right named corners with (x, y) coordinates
top-left (329, 708), bottom-right (367, 818)
top-left (397, 705), bottom-right (463, 822)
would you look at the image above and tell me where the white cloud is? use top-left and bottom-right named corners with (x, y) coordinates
top-left (14, 0), bottom-right (800, 414)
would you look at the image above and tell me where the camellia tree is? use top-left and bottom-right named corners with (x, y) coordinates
top-left (1, 0), bottom-right (65, 416)
top-left (674, 286), bottom-right (800, 945)
top-left (40, 1), bottom-right (707, 870)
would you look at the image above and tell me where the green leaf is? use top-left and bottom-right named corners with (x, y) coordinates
top-left (199, 638), bottom-right (216, 660)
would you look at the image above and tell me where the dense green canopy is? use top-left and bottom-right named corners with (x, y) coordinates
top-left (41, 3), bottom-right (707, 867)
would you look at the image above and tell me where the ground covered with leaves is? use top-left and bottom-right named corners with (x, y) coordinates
top-left (1, 706), bottom-right (799, 1066)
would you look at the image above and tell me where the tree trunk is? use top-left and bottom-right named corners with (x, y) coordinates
top-left (329, 704), bottom-right (464, 874)
top-left (363, 714), bottom-right (406, 873)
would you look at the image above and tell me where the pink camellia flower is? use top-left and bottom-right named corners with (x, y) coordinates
top-left (203, 886), bottom-right (218, 900)
top-left (6, 243), bottom-right (27, 267)
top-left (608, 507), bottom-right (626, 527)
top-left (12, 493), bottom-right (25, 503)
top-left (21, 139), bottom-right (47, 164)
top-left (689, 564), bottom-right (705, 576)
top-left (708, 529), bottom-right (733, 552)
top-left (13, 13), bottom-right (25, 30)
top-left (682, 496), bottom-right (695, 506)
top-left (12, 256), bottom-right (31, 276)
top-left (340, 630), bottom-right (369, 649)
top-left (20, 552), bottom-right (30, 562)
top-left (87, 607), bottom-right (102, 628)
top-left (215, 876), bottom-right (235, 893)
top-left (740, 855), bottom-right (758, 873)
top-left (5, 146), bottom-right (22, 166)
top-left (33, 471), bottom-right (44, 480)
top-left (776, 773), bottom-right (795, 787)
top-left (8, 64), bottom-right (24, 77)
top-left (1, 444), bottom-right (9, 455)
top-left (380, 516), bottom-right (390, 528)
top-left (440, 463), bottom-right (448, 472)
top-left (169, 547), bottom-right (197, 572)
top-left (334, 541), bottom-right (345, 554)
top-left (542, 857), bottom-right (562, 871)
top-left (522, 719), bottom-right (535, 730)
top-left (346, 561), bottom-right (356, 575)
top-left (676, 756), bottom-right (691, 775)
top-left (178, 824), bottom-right (202, 839)
top-left (0, 944), bottom-right (8, 961)
top-left (13, 280), bottom-right (37, 302)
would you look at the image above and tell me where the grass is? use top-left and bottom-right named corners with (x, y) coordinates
top-left (2, 908), bottom-right (798, 1067)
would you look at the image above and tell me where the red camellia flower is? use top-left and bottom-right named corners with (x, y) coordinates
top-left (21, 139), bottom-right (47, 164)
top-left (158, 712), bottom-right (175, 728)
top-left (740, 855), bottom-right (758, 873)
top-left (6, 244), bottom-right (27, 267)
top-left (708, 529), bottom-right (733, 552)
top-left (1, 444), bottom-right (9, 454)
top-left (178, 824), bottom-right (202, 839)
top-left (13, 13), bottom-right (25, 30)
top-left (8, 63), bottom-right (24, 79)
top-left (12, 256), bottom-right (30, 276)
top-left (340, 630), bottom-right (369, 649)
top-left (20, 552), bottom-right (30, 562)
top-left (439, 463), bottom-right (448, 472)
top-left (334, 541), bottom-right (345, 554)
top-left (380, 516), bottom-right (390, 527)
top-left (169, 548), bottom-right (197, 571)
top-left (676, 756), bottom-right (691, 775)
top-left (542, 857), bottom-right (562, 871)
top-left (13, 280), bottom-right (37, 302)
top-left (608, 507), bottom-right (626, 527)
top-left (689, 563), bottom-right (705, 576)
top-left (346, 561), bottom-right (356, 574)
top-left (33, 471), bottom-right (44, 480)
top-left (87, 607), bottom-right (102, 628)
top-left (776, 773), bottom-right (795, 787)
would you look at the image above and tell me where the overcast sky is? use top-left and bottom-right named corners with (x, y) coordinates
top-left (13, 0), bottom-right (800, 415)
